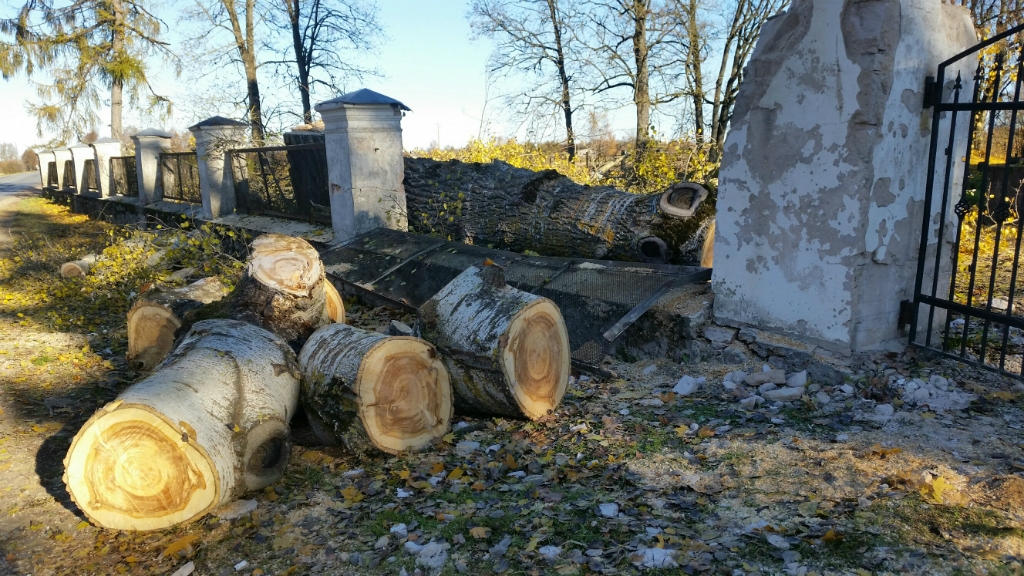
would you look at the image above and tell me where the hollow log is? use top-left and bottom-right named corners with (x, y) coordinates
top-left (298, 323), bottom-right (452, 455)
top-left (60, 254), bottom-right (99, 277)
top-left (231, 233), bottom-right (340, 348)
top-left (64, 319), bottom-right (300, 531)
top-left (403, 157), bottom-right (714, 264)
top-left (418, 265), bottom-right (570, 420)
top-left (127, 277), bottom-right (231, 371)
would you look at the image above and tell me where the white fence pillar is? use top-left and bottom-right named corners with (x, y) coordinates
top-left (131, 129), bottom-right (172, 205)
top-left (69, 143), bottom-right (94, 194)
top-left (90, 138), bottom-right (123, 197)
top-left (189, 116), bottom-right (248, 219)
top-left (315, 89), bottom-right (409, 243)
top-left (52, 147), bottom-right (72, 190)
top-left (36, 150), bottom-right (55, 188)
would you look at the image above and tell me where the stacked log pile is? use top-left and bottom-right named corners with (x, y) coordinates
top-left (66, 231), bottom-right (575, 531)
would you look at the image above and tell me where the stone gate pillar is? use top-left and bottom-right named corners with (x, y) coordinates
top-left (189, 116), bottom-right (248, 219)
top-left (131, 129), bottom-right (172, 205)
top-left (315, 89), bottom-right (410, 243)
top-left (90, 138), bottom-right (123, 197)
top-left (36, 150), bottom-right (55, 189)
top-left (711, 0), bottom-right (977, 352)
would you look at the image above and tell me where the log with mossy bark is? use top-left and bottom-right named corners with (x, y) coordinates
top-left (418, 265), bottom-right (571, 420)
top-left (298, 323), bottom-right (452, 455)
top-left (403, 157), bottom-right (714, 264)
top-left (64, 319), bottom-right (300, 531)
top-left (127, 277), bottom-right (231, 371)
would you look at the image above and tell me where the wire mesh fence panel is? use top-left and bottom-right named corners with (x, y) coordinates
top-left (912, 23), bottom-right (1024, 379)
top-left (62, 160), bottom-right (76, 191)
top-left (110, 156), bottom-right (138, 197)
top-left (230, 144), bottom-right (330, 223)
top-left (159, 152), bottom-right (201, 204)
top-left (81, 159), bottom-right (99, 193)
top-left (321, 228), bottom-right (709, 367)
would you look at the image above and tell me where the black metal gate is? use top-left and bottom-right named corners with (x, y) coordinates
top-left (911, 24), bottom-right (1024, 379)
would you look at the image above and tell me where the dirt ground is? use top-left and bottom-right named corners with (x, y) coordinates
top-left (3, 192), bottom-right (1024, 576)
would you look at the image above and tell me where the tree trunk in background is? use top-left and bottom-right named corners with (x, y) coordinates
top-left (110, 0), bottom-right (126, 141)
top-left (546, 0), bottom-right (576, 161)
top-left (64, 319), bottom-right (299, 531)
top-left (403, 157), bottom-right (714, 264)
top-left (223, 0), bottom-right (265, 142)
top-left (632, 0), bottom-right (651, 151)
top-left (285, 0), bottom-right (314, 124)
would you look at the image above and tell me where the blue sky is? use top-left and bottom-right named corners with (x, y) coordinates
top-left (0, 0), bottom-right (640, 153)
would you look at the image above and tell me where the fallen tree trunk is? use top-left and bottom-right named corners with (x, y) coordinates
top-left (418, 265), bottom-right (570, 420)
top-left (127, 277), bottom-right (230, 371)
top-left (231, 233), bottom-right (340, 348)
top-left (64, 319), bottom-right (300, 531)
top-left (403, 157), bottom-right (714, 264)
top-left (298, 323), bottom-right (452, 455)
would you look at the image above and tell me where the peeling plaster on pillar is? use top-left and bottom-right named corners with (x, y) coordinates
top-left (712, 0), bottom-right (976, 352)
top-left (189, 117), bottom-right (249, 220)
top-left (131, 129), bottom-right (173, 206)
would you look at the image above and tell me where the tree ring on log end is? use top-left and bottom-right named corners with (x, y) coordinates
top-left (64, 405), bottom-right (218, 531)
top-left (637, 236), bottom-right (669, 263)
top-left (501, 298), bottom-right (570, 420)
top-left (658, 182), bottom-right (709, 218)
top-left (243, 419), bottom-right (291, 491)
top-left (357, 338), bottom-right (453, 455)
top-left (247, 234), bottom-right (324, 297)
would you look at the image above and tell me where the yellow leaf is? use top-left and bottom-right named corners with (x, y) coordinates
top-left (76, 521), bottom-right (90, 530)
top-left (869, 445), bottom-right (901, 458)
top-left (448, 467), bottom-right (464, 481)
top-left (161, 534), bottom-right (198, 559)
top-left (675, 425), bottom-right (689, 437)
top-left (525, 537), bottom-right (540, 551)
top-left (822, 529), bottom-right (844, 542)
top-left (697, 426), bottom-right (715, 438)
top-left (125, 556), bottom-right (137, 563)
top-left (471, 482), bottom-right (486, 491)
top-left (341, 486), bottom-right (364, 502)
top-left (470, 526), bottom-right (491, 539)
top-left (442, 433), bottom-right (455, 443)
top-left (660, 391), bottom-right (676, 404)
top-left (504, 453), bottom-right (517, 469)
top-left (394, 469), bottom-right (411, 480)
top-left (430, 462), bottom-right (445, 475)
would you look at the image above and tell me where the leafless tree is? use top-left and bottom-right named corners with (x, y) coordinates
top-left (674, 0), bottom-right (787, 158)
top-left (187, 0), bottom-right (267, 142)
top-left (470, 0), bottom-right (584, 160)
top-left (276, 0), bottom-right (383, 125)
top-left (577, 0), bottom-right (689, 152)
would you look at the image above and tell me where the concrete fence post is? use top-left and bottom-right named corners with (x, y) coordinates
top-left (189, 116), bottom-right (249, 219)
top-left (315, 88), bottom-right (410, 243)
top-left (69, 143), bottom-right (94, 194)
top-left (36, 150), bottom-right (55, 189)
top-left (131, 129), bottom-right (172, 205)
top-left (90, 138), bottom-right (123, 197)
top-left (52, 147), bottom-right (72, 191)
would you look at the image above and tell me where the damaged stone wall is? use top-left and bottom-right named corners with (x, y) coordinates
top-left (713, 0), bottom-right (977, 352)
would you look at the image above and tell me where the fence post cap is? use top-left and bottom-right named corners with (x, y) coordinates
top-left (189, 116), bottom-right (248, 131)
top-left (315, 88), bottom-right (411, 113)
top-left (131, 128), bottom-right (173, 139)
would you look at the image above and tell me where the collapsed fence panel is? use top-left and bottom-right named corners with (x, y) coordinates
top-left (321, 228), bottom-right (711, 368)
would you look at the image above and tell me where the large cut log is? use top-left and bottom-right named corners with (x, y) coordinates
top-left (418, 265), bottom-right (570, 420)
top-left (127, 277), bottom-right (231, 371)
top-left (298, 323), bottom-right (452, 455)
top-left (403, 157), bottom-right (714, 264)
top-left (231, 233), bottom-right (341, 347)
top-left (64, 319), bottom-right (300, 531)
